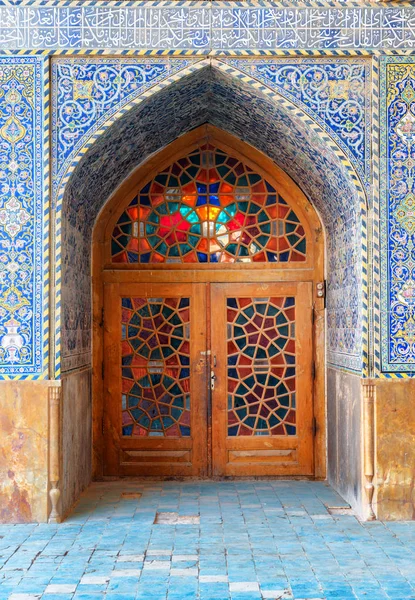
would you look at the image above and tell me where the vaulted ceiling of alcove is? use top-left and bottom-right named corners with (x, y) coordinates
top-left (63, 64), bottom-right (360, 235)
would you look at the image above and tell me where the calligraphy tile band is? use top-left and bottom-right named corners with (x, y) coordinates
top-left (0, 5), bottom-right (415, 51)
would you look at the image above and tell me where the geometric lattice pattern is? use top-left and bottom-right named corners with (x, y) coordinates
top-left (227, 296), bottom-right (296, 436)
top-left (112, 145), bottom-right (306, 264)
top-left (121, 297), bottom-right (191, 437)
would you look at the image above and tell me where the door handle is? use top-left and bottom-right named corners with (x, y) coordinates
top-left (210, 370), bottom-right (217, 390)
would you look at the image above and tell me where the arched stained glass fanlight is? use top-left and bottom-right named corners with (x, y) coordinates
top-left (111, 145), bottom-right (307, 264)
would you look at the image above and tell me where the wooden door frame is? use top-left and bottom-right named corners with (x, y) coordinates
top-left (92, 125), bottom-right (326, 480)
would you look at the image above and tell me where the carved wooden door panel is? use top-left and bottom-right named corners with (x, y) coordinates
top-left (103, 282), bottom-right (208, 477)
top-left (210, 282), bottom-right (314, 476)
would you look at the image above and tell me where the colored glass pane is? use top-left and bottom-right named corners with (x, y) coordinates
top-left (226, 296), bottom-right (296, 436)
top-left (121, 297), bottom-right (191, 437)
top-left (111, 145), bottom-right (306, 264)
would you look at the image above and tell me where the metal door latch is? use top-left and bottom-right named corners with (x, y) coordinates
top-left (210, 370), bottom-right (217, 390)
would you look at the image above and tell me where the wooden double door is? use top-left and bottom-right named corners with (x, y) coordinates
top-left (103, 280), bottom-right (314, 477)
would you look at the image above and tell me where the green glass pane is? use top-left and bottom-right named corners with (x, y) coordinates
top-left (117, 235), bottom-right (129, 247)
top-left (278, 325), bottom-right (289, 337)
top-left (224, 171), bottom-right (236, 185)
top-left (257, 235), bottom-right (269, 246)
top-left (235, 407), bottom-right (247, 420)
top-left (117, 211), bottom-right (131, 225)
top-left (168, 176), bottom-right (179, 187)
top-left (190, 224), bottom-right (201, 235)
top-left (287, 210), bottom-right (300, 223)
top-left (112, 240), bottom-right (122, 254)
top-left (168, 246), bottom-right (181, 257)
top-left (188, 214), bottom-right (199, 226)
top-left (171, 408), bottom-right (183, 420)
top-left (157, 242), bottom-right (168, 255)
top-left (169, 314), bottom-right (181, 326)
top-left (120, 223), bottom-right (132, 235)
top-left (155, 173), bottom-right (168, 185)
top-left (187, 165), bottom-right (199, 178)
top-left (236, 314), bottom-right (248, 325)
top-left (248, 203), bottom-right (261, 215)
top-left (256, 348), bottom-right (266, 359)
top-left (243, 305), bottom-right (254, 319)
top-left (225, 204), bottom-right (237, 218)
top-left (248, 173), bottom-right (261, 184)
top-left (295, 239), bottom-right (306, 254)
top-left (180, 172), bottom-right (191, 185)
top-left (218, 165), bottom-right (230, 176)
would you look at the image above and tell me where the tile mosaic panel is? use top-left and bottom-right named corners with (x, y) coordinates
top-left (52, 58), bottom-right (195, 190)
top-left (380, 57), bottom-right (415, 372)
top-left (0, 4), bottom-right (415, 51)
top-left (0, 57), bottom-right (45, 377)
top-left (62, 66), bottom-right (363, 373)
top-left (225, 58), bottom-right (370, 188)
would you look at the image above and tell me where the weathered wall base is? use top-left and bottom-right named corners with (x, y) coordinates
top-left (327, 368), bottom-right (363, 518)
top-left (375, 379), bottom-right (415, 521)
top-left (61, 368), bottom-right (92, 519)
top-left (0, 381), bottom-right (50, 523)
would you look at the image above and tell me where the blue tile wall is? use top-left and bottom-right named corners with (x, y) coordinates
top-left (0, 56), bottom-right (45, 378)
top-left (380, 57), bottom-right (415, 372)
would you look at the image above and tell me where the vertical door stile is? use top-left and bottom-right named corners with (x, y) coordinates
top-left (206, 282), bottom-right (212, 478)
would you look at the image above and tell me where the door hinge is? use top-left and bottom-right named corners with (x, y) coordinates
top-left (316, 280), bottom-right (327, 308)
top-left (99, 306), bottom-right (104, 327)
top-left (311, 361), bottom-right (316, 380)
top-left (102, 417), bottom-right (105, 435)
top-left (102, 361), bottom-right (105, 379)
top-left (312, 416), bottom-right (317, 437)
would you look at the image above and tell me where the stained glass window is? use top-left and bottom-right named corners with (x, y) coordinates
top-left (121, 297), bottom-right (191, 437)
top-left (227, 296), bottom-right (297, 436)
top-left (111, 145), bottom-right (306, 264)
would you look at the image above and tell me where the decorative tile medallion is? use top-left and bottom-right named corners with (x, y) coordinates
top-left (0, 56), bottom-right (45, 377)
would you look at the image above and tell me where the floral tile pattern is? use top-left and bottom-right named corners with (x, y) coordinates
top-left (225, 58), bottom-right (371, 189)
top-left (381, 57), bottom-right (415, 371)
top-left (52, 58), bottom-right (196, 193)
top-left (0, 56), bottom-right (45, 377)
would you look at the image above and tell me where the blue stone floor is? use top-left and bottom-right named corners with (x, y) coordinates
top-left (1, 481), bottom-right (415, 600)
